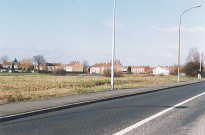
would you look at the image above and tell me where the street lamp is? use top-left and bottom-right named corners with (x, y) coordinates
top-left (178, 4), bottom-right (201, 82)
top-left (199, 50), bottom-right (202, 80)
top-left (111, 0), bottom-right (116, 90)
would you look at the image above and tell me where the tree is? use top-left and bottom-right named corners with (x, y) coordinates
top-left (14, 58), bottom-right (18, 62)
top-left (19, 59), bottom-right (32, 71)
top-left (11, 62), bottom-right (15, 71)
top-left (186, 47), bottom-right (201, 62)
top-left (0, 55), bottom-right (9, 63)
top-left (33, 55), bottom-right (46, 73)
top-left (82, 60), bottom-right (89, 73)
top-left (183, 47), bottom-right (204, 77)
top-left (127, 66), bottom-right (132, 73)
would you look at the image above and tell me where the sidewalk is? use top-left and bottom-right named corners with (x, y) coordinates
top-left (1, 80), bottom-right (205, 122)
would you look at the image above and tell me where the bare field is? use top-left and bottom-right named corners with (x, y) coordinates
top-left (0, 73), bottom-right (196, 104)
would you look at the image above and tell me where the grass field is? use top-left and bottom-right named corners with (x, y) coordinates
top-left (0, 73), bottom-right (197, 104)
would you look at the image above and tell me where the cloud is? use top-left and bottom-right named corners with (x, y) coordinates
top-left (152, 26), bottom-right (205, 34)
top-left (102, 21), bottom-right (123, 29)
top-left (152, 26), bottom-right (178, 32)
top-left (186, 26), bottom-right (205, 34)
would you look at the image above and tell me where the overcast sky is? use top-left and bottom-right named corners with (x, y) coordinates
top-left (0, 0), bottom-right (205, 66)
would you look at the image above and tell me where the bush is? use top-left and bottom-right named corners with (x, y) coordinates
top-left (115, 71), bottom-right (122, 77)
top-left (103, 69), bottom-right (111, 77)
top-left (39, 70), bottom-right (52, 74)
top-left (53, 68), bottom-right (67, 76)
top-left (103, 69), bottom-right (122, 77)
top-left (170, 66), bottom-right (178, 75)
top-left (183, 62), bottom-right (203, 77)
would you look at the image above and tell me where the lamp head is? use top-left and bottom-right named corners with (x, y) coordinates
top-left (195, 4), bottom-right (201, 8)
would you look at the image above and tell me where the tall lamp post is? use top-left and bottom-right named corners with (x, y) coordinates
top-left (111, 0), bottom-right (116, 90)
top-left (178, 4), bottom-right (201, 82)
top-left (199, 50), bottom-right (202, 80)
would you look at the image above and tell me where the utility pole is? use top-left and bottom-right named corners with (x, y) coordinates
top-left (199, 51), bottom-right (202, 80)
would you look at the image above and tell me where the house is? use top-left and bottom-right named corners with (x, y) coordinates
top-left (131, 66), bottom-right (145, 73)
top-left (122, 66), bottom-right (128, 72)
top-left (90, 63), bottom-right (106, 74)
top-left (0, 68), bottom-right (8, 72)
top-left (153, 66), bottom-right (170, 75)
top-left (2, 61), bottom-right (19, 70)
top-left (0, 64), bottom-right (7, 72)
top-left (40, 62), bottom-right (63, 71)
top-left (130, 66), bottom-right (153, 74)
top-left (144, 66), bottom-right (153, 73)
top-left (64, 61), bottom-right (84, 72)
top-left (90, 61), bottom-right (123, 74)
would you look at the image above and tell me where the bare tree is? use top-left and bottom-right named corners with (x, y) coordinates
top-left (186, 47), bottom-right (204, 63)
top-left (33, 55), bottom-right (46, 72)
top-left (184, 47), bottom-right (204, 77)
top-left (0, 55), bottom-right (9, 63)
top-left (82, 60), bottom-right (88, 72)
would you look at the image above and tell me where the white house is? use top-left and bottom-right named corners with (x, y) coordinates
top-left (90, 63), bottom-right (106, 74)
top-left (153, 66), bottom-right (170, 75)
top-left (131, 66), bottom-right (145, 73)
top-left (122, 66), bottom-right (128, 72)
top-left (64, 61), bottom-right (84, 72)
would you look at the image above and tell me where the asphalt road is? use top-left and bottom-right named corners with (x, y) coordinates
top-left (1, 82), bottom-right (205, 135)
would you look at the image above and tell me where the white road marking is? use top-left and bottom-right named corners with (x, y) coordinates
top-left (113, 91), bottom-right (205, 135)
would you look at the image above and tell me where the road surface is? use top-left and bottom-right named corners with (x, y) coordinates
top-left (1, 82), bottom-right (205, 135)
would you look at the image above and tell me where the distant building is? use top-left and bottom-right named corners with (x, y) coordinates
top-left (2, 61), bottom-right (19, 70)
top-left (90, 63), bottom-right (106, 74)
top-left (144, 66), bottom-right (153, 73)
top-left (90, 61), bottom-right (123, 74)
top-left (40, 62), bottom-right (63, 71)
top-left (131, 66), bottom-right (145, 73)
top-left (130, 66), bottom-right (153, 74)
top-left (0, 64), bottom-right (7, 72)
top-left (64, 61), bottom-right (84, 72)
top-left (153, 66), bottom-right (170, 75)
top-left (122, 66), bottom-right (128, 72)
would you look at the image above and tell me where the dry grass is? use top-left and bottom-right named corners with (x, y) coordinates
top-left (0, 73), bottom-right (196, 104)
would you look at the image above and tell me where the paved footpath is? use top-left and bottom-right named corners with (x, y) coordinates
top-left (1, 80), bottom-right (204, 122)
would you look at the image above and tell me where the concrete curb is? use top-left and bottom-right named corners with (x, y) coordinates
top-left (1, 80), bottom-right (205, 122)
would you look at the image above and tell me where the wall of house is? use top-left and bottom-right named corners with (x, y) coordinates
top-left (72, 63), bottom-right (83, 72)
top-left (65, 66), bottom-right (72, 72)
top-left (153, 67), bottom-right (170, 75)
top-left (90, 67), bottom-right (100, 74)
top-left (132, 68), bottom-right (145, 73)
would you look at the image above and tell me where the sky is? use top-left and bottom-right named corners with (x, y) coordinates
top-left (0, 0), bottom-right (205, 66)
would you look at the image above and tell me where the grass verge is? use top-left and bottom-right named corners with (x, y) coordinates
top-left (0, 74), bottom-right (197, 104)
